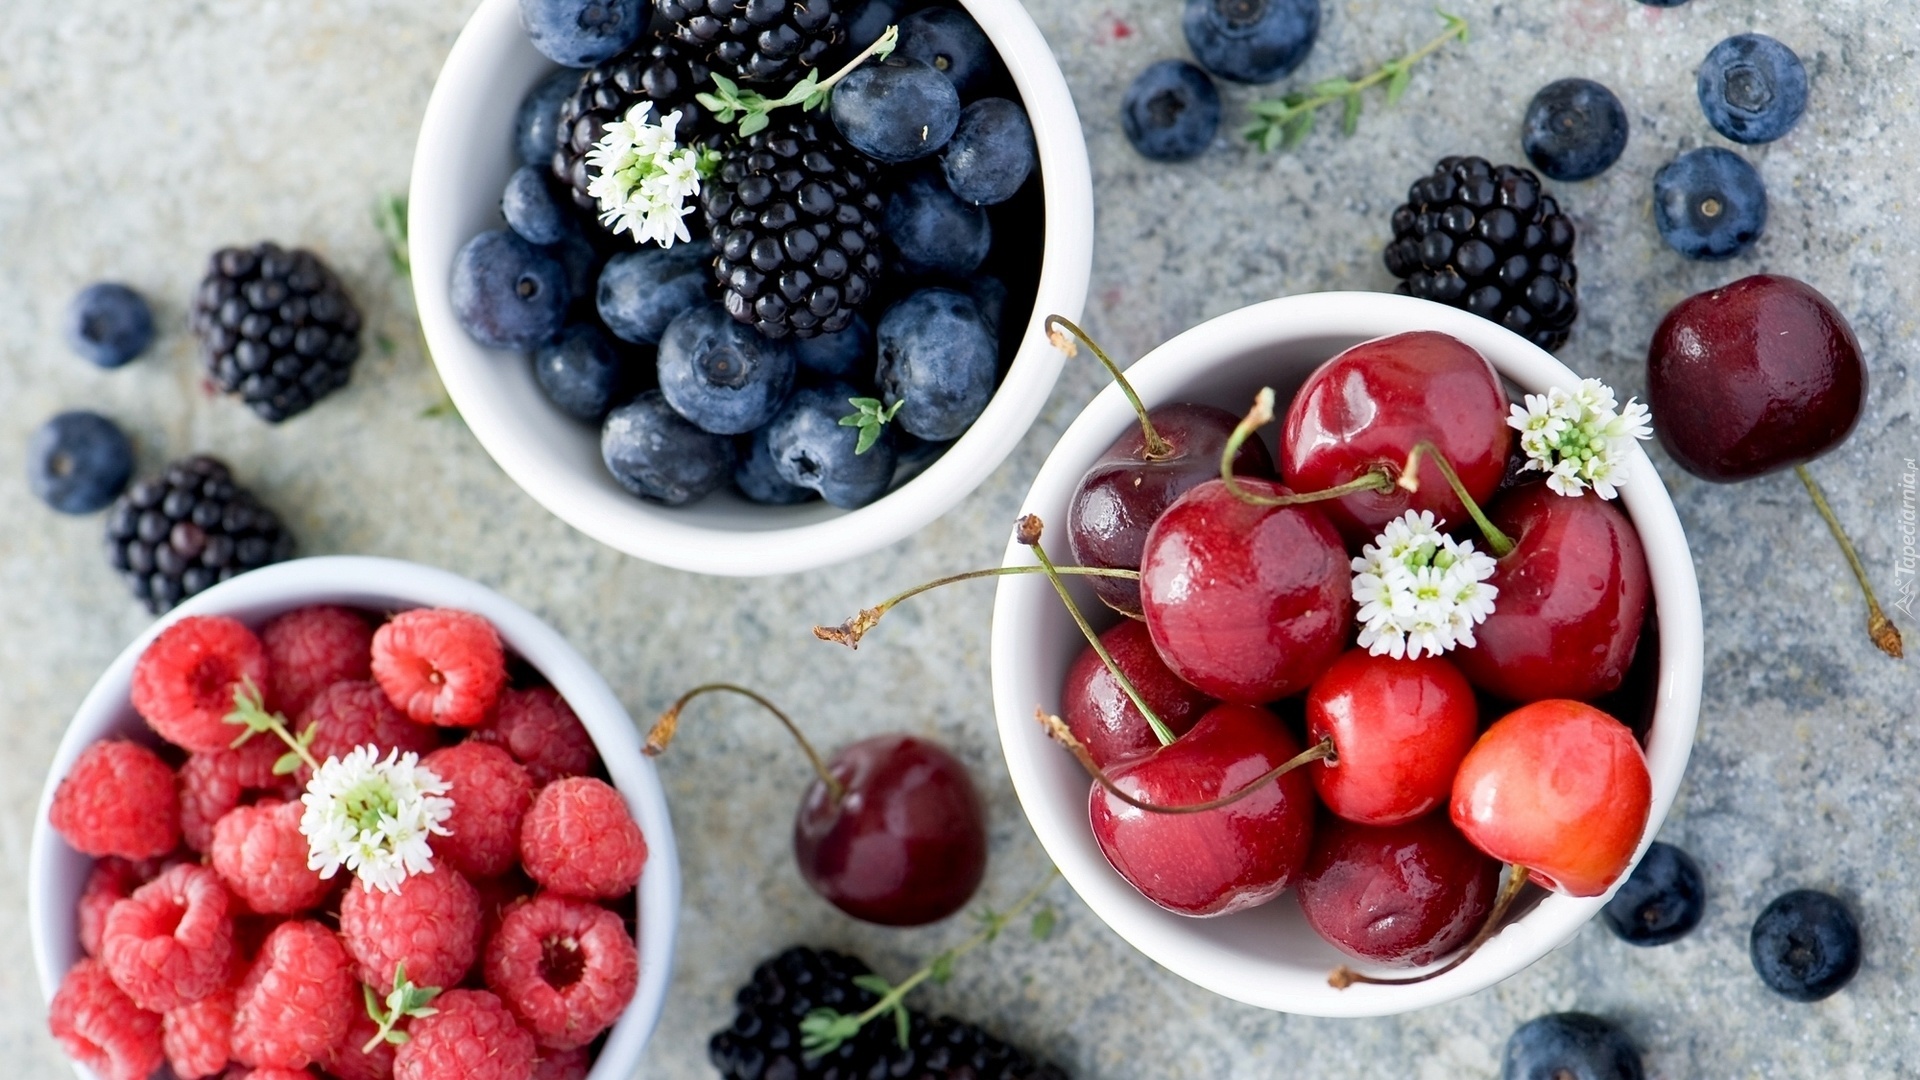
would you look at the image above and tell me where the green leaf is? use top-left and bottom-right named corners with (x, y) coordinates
top-left (1385, 65), bottom-right (1412, 106)
top-left (738, 112), bottom-right (769, 137)
top-left (388, 1031), bottom-right (410, 1046)
top-left (1310, 77), bottom-right (1354, 97)
top-left (1341, 91), bottom-right (1363, 135)
top-left (851, 974), bottom-right (893, 997)
top-left (375, 194), bottom-right (410, 277)
top-left (1030, 906), bottom-right (1057, 941)
top-left (838, 396), bottom-right (902, 454)
top-left (892, 1002), bottom-right (910, 1049)
top-left (1247, 100), bottom-right (1296, 120)
top-left (1283, 109), bottom-right (1315, 148)
top-left (928, 952), bottom-right (955, 984)
top-left (1437, 8), bottom-right (1469, 41)
top-left (272, 751), bottom-right (303, 776)
top-left (800, 1009), bottom-right (863, 1056)
top-left (710, 73), bottom-right (741, 96)
top-left (420, 397), bottom-right (460, 420)
top-left (363, 983), bottom-right (382, 1022)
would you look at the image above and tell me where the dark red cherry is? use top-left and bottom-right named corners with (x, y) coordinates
top-left (1089, 703), bottom-right (1317, 917)
top-left (1139, 478), bottom-right (1352, 704)
top-left (1296, 812), bottom-right (1500, 967)
top-left (1062, 619), bottom-right (1215, 769)
top-left (1452, 484), bottom-right (1650, 702)
top-left (1646, 274), bottom-right (1865, 481)
top-left (1069, 403), bottom-right (1276, 616)
top-left (794, 734), bottom-right (988, 926)
top-left (1306, 650), bottom-right (1479, 826)
top-left (1281, 331), bottom-right (1511, 544)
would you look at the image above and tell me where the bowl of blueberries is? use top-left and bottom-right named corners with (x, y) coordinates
top-left (410, 0), bottom-right (1093, 575)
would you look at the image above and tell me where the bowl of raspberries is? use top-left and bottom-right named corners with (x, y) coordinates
top-left (30, 555), bottom-right (679, 1080)
top-left (409, 0), bottom-right (1094, 576)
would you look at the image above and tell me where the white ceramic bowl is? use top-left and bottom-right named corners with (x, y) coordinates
top-left (990, 292), bottom-right (1703, 1017)
top-left (29, 556), bottom-right (680, 1078)
top-left (409, 0), bottom-right (1094, 576)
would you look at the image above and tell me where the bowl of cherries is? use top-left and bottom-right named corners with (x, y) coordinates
top-left (987, 292), bottom-right (1702, 1016)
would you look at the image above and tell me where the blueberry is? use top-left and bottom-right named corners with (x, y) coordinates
top-left (766, 382), bottom-right (899, 509)
top-left (597, 244), bottom-right (710, 345)
top-left (876, 288), bottom-right (997, 441)
top-left (1601, 841), bottom-right (1705, 947)
top-left (734, 427), bottom-right (818, 505)
top-left (793, 315), bottom-right (872, 379)
top-left (518, 0), bottom-right (647, 67)
top-left (830, 57), bottom-right (962, 164)
top-left (600, 390), bottom-right (733, 505)
top-left (547, 230), bottom-right (605, 314)
top-left (1502, 1013), bottom-right (1644, 1080)
top-left (65, 283), bottom-right (155, 369)
top-left (1522, 78), bottom-right (1628, 182)
top-left (451, 229), bottom-right (570, 349)
top-left (1750, 889), bottom-right (1861, 1002)
top-left (535, 322), bottom-right (637, 420)
top-left (27, 411), bottom-right (135, 514)
top-left (968, 275), bottom-right (1008, 338)
top-left (942, 98), bottom-right (1036, 206)
top-left (896, 7), bottom-right (996, 98)
top-left (1652, 147), bottom-right (1767, 260)
top-left (1182, 0), bottom-right (1319, 85)
top-left (1122, 61), bottom-right (1220, 163)
top-left (884, 168), bottom-right (992, 276)
top-left (501, 165), bottom-right (571, 246)
top-left (515, 67), bottom-right (582, 167)
top-left (657, 304), bottom-right (798, 434)
top-left (1698, 34), bottom-right (1807, 145)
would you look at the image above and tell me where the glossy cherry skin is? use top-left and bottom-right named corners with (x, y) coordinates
top-left (1450, 699), bottom-right (1651, 898)
top-left (1069, 403), bottom-right (1276, 616)
top-left (794, 734), bottom-right (987, 926)
top-left (1647, 274), bottom-right (1865, 482)
top-left (1306, 650), bottom-right (1479, 826)
top-left (1282, 331), bottom-right (1511, 544)
top-left (1089, 703), bottom-right (1318, 917)
top-left (1139, 478), bottom-right (1352, 704)
top-left (1295, 811), bottom-right (1500, 967)
top-left (1453, 483), bottom-right (1650, 702)
top-left (1063, 619), bottom-right (1215, 769)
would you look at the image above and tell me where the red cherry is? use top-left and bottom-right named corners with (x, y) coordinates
top-left (1139, 478), bottom-right (1352, 704)
top-left (1062, 620), bottom-right (1214, 769)
top-left (1089, 703), bottom-right (1318, 917)
top-left (1296, 812), bottom-right (1500, 967)
top-left (1282, 331), bottom-right (1511, 544)
top-left (1306, 650), bottom-right (1479, 826)
top-left (1452, 483), bottom-right (1650, 702)
top-left (1449, 700), bottom-right (1651, 898)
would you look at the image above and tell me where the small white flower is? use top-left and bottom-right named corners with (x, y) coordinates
top-left (1351, 510), bottom-right (1499, 660)
top-left (300, 745), bottom-right (454, 894)
top-left (1507, 378), bottom-right (1653, 499)
top-left (585, 103), bottom-right (716, 248)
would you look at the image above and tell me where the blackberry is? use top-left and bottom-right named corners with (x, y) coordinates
top-left (552, 38), bottom-right (717, 219)
top-left (190, 243), bottom-right (363, 423)
top-left (1384, 157), bottom-right (1579, 352)
top-left (103, 456), bottom-right (295, 614)
top-left (709, 946), bottom-right (1070, 1080)
top-left (656, 0), bottom-right (842, 86)
top-left (702, 114), bottom-right (884, 338)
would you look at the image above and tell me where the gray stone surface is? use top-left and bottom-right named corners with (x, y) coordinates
top-left (2, 0), bottom-right (1917, 1076)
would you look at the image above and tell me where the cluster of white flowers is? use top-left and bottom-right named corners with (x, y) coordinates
top-left (1351, 510), bottom-right (1499, 660)
top-left (1507, 378), bottom-right (1653, 499)
top-left (585, 103), bottom-right (712, 248)
top-left (300, 745), bottom-right (454, 894)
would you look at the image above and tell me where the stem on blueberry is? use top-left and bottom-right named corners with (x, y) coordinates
top-left (1044, 315), bottom-right (1172, 461)
top-left (1328, 862), bottom-right (1530, 989)
top-left (1219, 388), bottom-right (1395, 508)
top-left (1036, 708), bottom-right (1335, 814)
top-left (646, 684), bottom-right (846, 802)
top-left (1796, 464), bottom-right (1904, 658)
top-left (1398, 440), bottom-right (1514, 556)
top-left (813, 563), bottom-right (1142, 648)
top-left (697, 26), bottom-right (900, 136)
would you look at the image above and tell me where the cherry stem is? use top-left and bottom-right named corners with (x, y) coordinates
top-left (1219, 388), bottom-right (1394, 508)
top-left (1329, 862), bottom-right (1531, 989)
top-left (1036, 708), bottom-right (1336, 814)
top-left (813, 564), bottom-right (1141, 649)
top-left (1398, 440), bottom-right (1514, 556)
top-left (1796, 464), bottom-right (1904, 659)
top-left (645, 684), bottom-right (846, 802)
top-left (1045, 315), bottom-right (1172, 461)
top-left (1015, 515), bottom-right (1176, 745)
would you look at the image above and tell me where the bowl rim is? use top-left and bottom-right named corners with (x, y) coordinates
top-left (28, 555), bottom-right (681, 1079)
top-left (989, 291), bottom-right (1704, 1017)
top-left (407, 0), bottom-right (1094, 576)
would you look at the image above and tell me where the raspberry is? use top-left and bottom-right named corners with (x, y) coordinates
top-left (339, 867), bottom-right (482, 991)
top-left (100, 863), bottom-right (235, 1012)
top-left (131, 615), bottom-right (272, 752)
top-left (371, 609), bottom-right (506, 728)
top-left (262, 605), bottom-right (375, 719)
top-left (241, 1069), bottom-right (321, 1079)
top-left (423, 742), bottom-right (532, 879)
top-left (520, 777), bottom-right (647, 900)
top-left (179, 737), bottom-right (289, 853)
top-left (211, 801), bottom-right (333, 914)
top-left (230, 920), bottom-right (354, 1069)
top-left (79, 858), bottom-right (152, 957)
top-left (49, 739), bottom-right (180, 859)
top-left (162, 985), bottom-right (235, 1079)
top-left (474, 687), bottom-right (597, 785)
top-left (391, 989), bottom-right (536, 1080)
top-left (473, 868), bottom-right (536, 945)
top-left (47, 958), bottom-right (165, 1080)
top-left (300, 679), bottom-right (440, 774)
top-left (322, 1010), bottom-right (398, 1080)
top-left (534, 1047), bottom-right (591, 1080)
top-left (485, 892), bottom-right (638, 1050)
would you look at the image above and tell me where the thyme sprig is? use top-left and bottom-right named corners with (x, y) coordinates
top-left (1246, 9), bottom-right (1469, 152)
